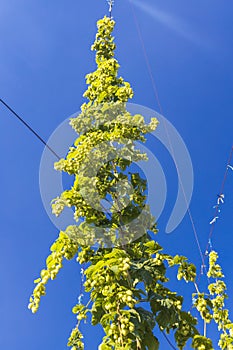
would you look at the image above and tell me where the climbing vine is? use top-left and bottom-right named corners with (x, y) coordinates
top-left (28, 14), bottom-right (233, 350)
top-left (193, 251), bottom-right (233, 349)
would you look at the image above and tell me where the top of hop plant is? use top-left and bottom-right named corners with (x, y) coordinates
top-left (82, 16), bottom-right (134, 107)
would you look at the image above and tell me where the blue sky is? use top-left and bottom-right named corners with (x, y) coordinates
top-left (0, 0), bottom-right (233, 349)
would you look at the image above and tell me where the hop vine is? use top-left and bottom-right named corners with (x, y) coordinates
top-left (28, 13), bottom-right (233, 350)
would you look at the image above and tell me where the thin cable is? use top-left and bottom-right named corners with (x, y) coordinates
top-left (128, 0), bottom-right (163, 114)
top-left (207, 146), bottom-right (233, 243)
top-left (196, 146), bottom-right (233, 283)
top-left (0, 98), bottom-right (116, 222)
top-left (128, 0), bottom-right (207, 274)
top-left (0, 98), bottom-right (60, 160)
top-left (162, 331), bottom-right (177, 350)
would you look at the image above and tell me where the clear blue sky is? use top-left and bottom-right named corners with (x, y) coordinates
top-left (0, 0), bottom-right (233, 349)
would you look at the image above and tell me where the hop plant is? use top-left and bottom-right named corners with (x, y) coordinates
top-left (28, 11), bottom-right (233, 350)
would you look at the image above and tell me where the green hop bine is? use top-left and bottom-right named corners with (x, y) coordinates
top-left (28, 13), bottom-right (233, 350)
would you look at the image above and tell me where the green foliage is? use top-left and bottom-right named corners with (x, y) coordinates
top-left (193, 251), bottom-right (233, 349)
top-left (67, 327), bottom-right (84, 350)
top-left (28, 13), bottom-right (233, 350)
top-left (191, 335), bottom-right (214, 350)
top-left (83, 16), bottom-right (133, 105)
top-left (167, 255), bottom-right (196, 282)
top-left (28, 232), bottom-right (78, 313)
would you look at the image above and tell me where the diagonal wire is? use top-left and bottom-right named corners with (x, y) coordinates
top-left (0, 98), bottom-right (118, 222)
top-left (127, 0), bottom-right (207, 275)
top-left (0, 98), bottom-right (61, 160)
top-left (162, 331), bottom-right (177, 350)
